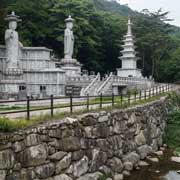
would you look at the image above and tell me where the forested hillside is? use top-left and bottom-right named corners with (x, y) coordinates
top-left (0, 0), bottom-right (179, 82)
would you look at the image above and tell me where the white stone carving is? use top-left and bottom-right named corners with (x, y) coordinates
top-left (5, 11), bottom-right (21, 70)
top-left (64, 16), bottom-right (74, 59)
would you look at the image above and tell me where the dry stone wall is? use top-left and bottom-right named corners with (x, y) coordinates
top-left (0, 98), bottom-right (169, 180)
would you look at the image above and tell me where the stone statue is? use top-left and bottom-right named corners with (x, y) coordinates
top-left (64, 15), bottom-right (74, 59)
top-left (5, 11), bottom-right (21, 69)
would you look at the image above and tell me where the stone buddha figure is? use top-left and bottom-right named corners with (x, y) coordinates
top-left (5, 11), bottom-right (21, 70)
top-left (64, 15), bottom-right (74, 59)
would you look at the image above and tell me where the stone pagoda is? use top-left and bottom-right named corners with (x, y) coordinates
top-left (117, 17), bottom-right (142, 78)
top-left (60, 16), bottom-right (81, 77)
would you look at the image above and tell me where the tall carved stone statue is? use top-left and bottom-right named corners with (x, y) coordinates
top-left (5, 11), bottom-right (21, 70)
top-left (64, 15), bottom-right (74, 59)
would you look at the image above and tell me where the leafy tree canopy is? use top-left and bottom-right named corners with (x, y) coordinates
top-left (0, 0), bottom-right (179, 82)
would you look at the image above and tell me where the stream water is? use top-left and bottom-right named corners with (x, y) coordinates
top-left (125, 149), bottom-right (180, 180)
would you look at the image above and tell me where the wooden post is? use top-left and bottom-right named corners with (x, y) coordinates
top-left (70, 96), bottom-right (73, 113)
top-left (50, 95), bottom-right (54, 117)
top-left (112, 93), bottom-right (114, 107)
top-left (100, 93), bottom-right (103, 109)
top-left (134, 91), bottom-right (137, 103)
top-left (139, 90), bottom-right (142, 101)
top-left (156, 86), bottom-right (158, 95)
top-left (128, 93), bottom-right (131, 105)
top-left (145, 90), bottom-right (147, 100)
top-left (120, 94), bottom-right (123, 107)
top-left (27, 96), bottom-right (30, 120)
top-left (87, 94), bottom-right (89, 111)
top-left (149, 90), bottom-right (151, 99)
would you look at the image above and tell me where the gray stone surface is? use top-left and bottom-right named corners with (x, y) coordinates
top-left (107, 157), bottom-right (124, 173)
top-left (54, 174), bottom-right (72, 180)
top-left (19, 144), bottom-right (47, 167)
top-left (0, 170), bottom-right (6, 180)
top-left (0, 99), bottom-right (169, 179)
top-left (49, 151), bottom-right (67, 161)
top-left (35, 163), bottom-right (55, 179)
top-left (56, 153), bottom-right (71, 174)
top-left (0, 149), bottom-right (15, 169)
top-left (77, 172), bottom-right (103, 180)
top-left (114, 174), bottom-right (124, 180)
top-left (73, 156), bottom-right (89, 177)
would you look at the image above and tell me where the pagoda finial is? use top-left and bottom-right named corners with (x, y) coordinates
top-left (127, 16), bottom-right (132, 35)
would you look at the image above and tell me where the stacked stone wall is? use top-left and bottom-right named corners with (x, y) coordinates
top-left (0, 98), bottom-right (169, 180)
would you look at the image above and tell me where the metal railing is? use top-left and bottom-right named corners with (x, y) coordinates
top-left (0, 84), bottom-right (174, 120)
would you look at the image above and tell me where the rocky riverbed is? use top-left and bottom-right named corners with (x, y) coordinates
top-left (125, 149), bottom-right (180, 180)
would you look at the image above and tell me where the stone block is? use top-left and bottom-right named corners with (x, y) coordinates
top-left (53, 174), bottom-right (72, 180)
top-left (56, 153), bottom-right (71, 174)
top-left (0, 149), bottom-right (14, 170)
top-left (107, 157), bottom-right (123, 173)
top-left (58, 137), bottom-right (81, 152)
top-left (135, 131), bottom-right (146, 146)
top-left (98, 115), bottom-right (108, 123)
top-left (138, 145), bottom-right (152, 159)
top-left (14, 141), bottom-right (25, 152)
top-left (77, 172), bottom-right (103, 180)
top-left (49, 151), bottom-right (67, 161)
top-left (25, 133), bottom-right (41, 147)
top-left (35, 163), bottom-right (55, 179)
top-left (123, 162), bottom-right (133, 171)
top-left (89, 149), bottom-right (107, 172)
top-left (0, 170), bottom-right (6, 180)
top-left (18, 144), bottom-right (47, 167)
top-left (73, 156), bottom-right (89, 177)
top-left (123, 152), bottom-right (140, 166)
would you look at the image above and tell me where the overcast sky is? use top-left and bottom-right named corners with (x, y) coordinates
top-left (120, 0), bottom-right (180, 27)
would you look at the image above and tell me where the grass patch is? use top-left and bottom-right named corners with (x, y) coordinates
top-left (99, 173), bottom-right (112, 180)
top-left (0, 92), bottom-right (171, 132)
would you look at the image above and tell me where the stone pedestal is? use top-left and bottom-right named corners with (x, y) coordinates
top-left (117, 68), bottom-right (142, 78)
top-left (60, 58), bottom-right (81, 77)
top-left (0, 68), bottom-right (25, 99)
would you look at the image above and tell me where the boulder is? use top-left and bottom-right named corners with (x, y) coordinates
top-left (26, 133), bottom-right (41, 147)
top-left (89, 149), bottom-right (107, 172)
top-left (107, 157), bottom-right (123, 173)
top-left (49, 151), bottom-right (67, 161)
top-left (77, 172), bottom-right (103, 180)
top-left (138, 161), bottom-right (149, 167)
top-left (35, 163), bottom-right (55, 179)
top-left (56, 153), bottom-right (71, 174)
top-left (0, 149), bottom-right (14, 169)
top-left (123, 152), bottom-right (140, 165)
top-left (58, 137), bottom-right (81, 152)
top-left (113, 174), bottom-right (124, 180)
top-left (123, 162), bottom-right (133, 171)
top-left (0, 170), bottom-right (6, 180)
top-left (137, 145), bottom-right (152, 159)
top-left (98, 115), bottom-right (108, 123)
top-left (135, 131), bottom-right (146, 146)
top-left (171, 157), bottom-right (180, 163)
top-left (18, 144), bottom-right (47, 167)
top-left (73, 156), bottom-right (89, 177)
top-left (53, 174), bottom-right (72, 180)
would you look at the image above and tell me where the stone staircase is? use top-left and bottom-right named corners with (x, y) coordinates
top-left (80, 73), bottom-right (101, 96)
top-left (96, 73), bottom-right (113, 95)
